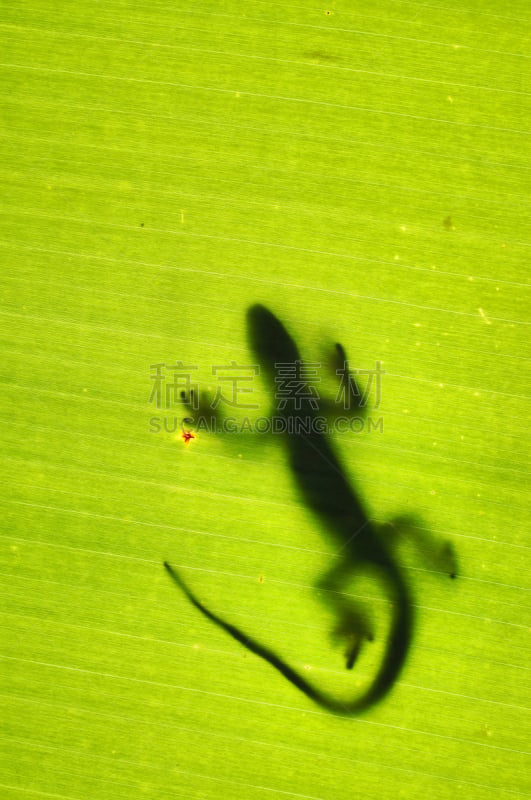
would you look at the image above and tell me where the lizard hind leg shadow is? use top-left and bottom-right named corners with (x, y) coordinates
top-left (316, 558), bottom-right (374, 670)
top-left (379, 515), bottom-right (458, 579)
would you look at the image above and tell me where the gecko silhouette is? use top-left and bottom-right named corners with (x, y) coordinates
top-left (165, 304), bottom-right (456, 714)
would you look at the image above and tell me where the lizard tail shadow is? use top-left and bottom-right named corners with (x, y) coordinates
top-left (164, 561), bottom-right (412, 715)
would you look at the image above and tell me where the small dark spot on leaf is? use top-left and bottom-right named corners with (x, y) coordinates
top-left (140, 222), bottom-right (144, 227)
top-left (305, 50), bottom-right (336, 62)
top-left (443, 215), bottom-right (454, 231)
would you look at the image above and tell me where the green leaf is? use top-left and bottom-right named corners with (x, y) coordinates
top-left (1, 2), bottom-right (529, 799)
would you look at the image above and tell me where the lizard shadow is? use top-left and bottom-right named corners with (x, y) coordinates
top-left (165, 304), bottom-right (457, 714)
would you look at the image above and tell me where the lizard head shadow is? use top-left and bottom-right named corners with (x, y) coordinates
top-left (247, 304), bottom-right (300, 378)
